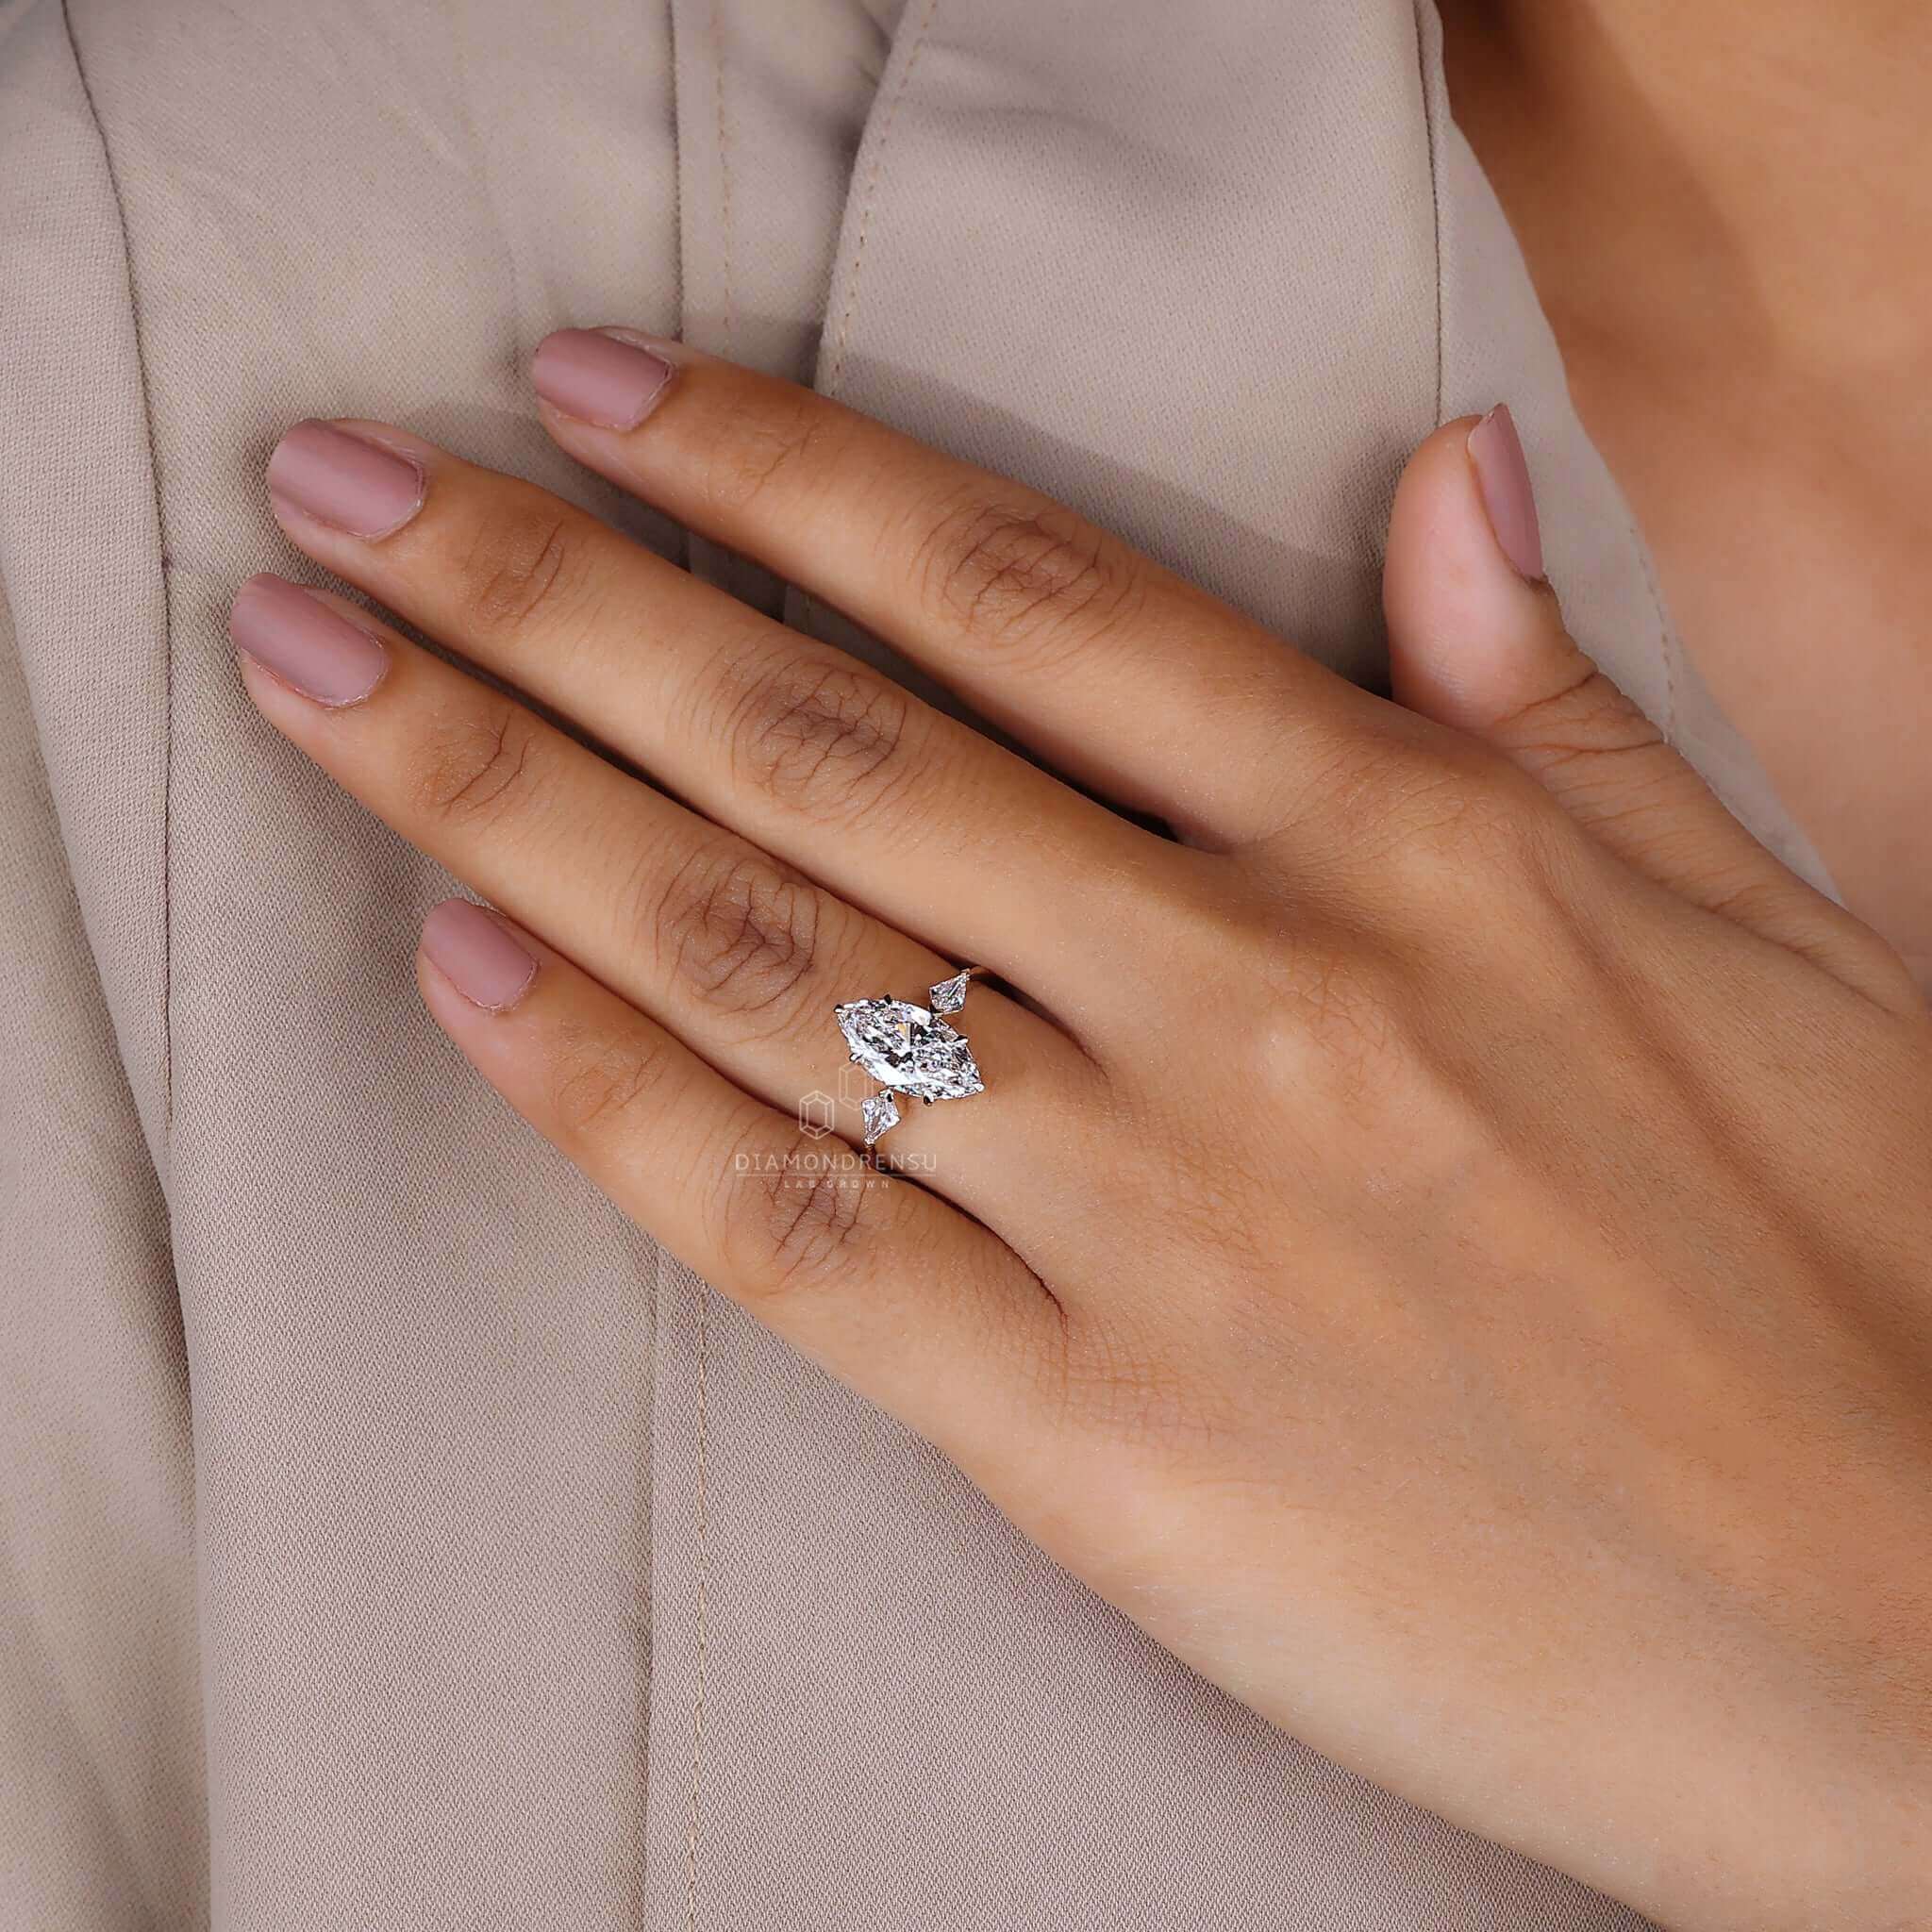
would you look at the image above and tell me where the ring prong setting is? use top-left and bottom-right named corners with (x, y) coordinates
top-left (834, 966), bottom-right (986, 1152)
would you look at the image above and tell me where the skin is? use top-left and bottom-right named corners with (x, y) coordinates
top-left (1437, 0), bottom-right (1932, 984)
top-left (227, 341), bottom-right (1932, 1929)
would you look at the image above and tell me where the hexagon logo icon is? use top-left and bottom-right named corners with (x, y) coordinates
top-left (796, 1090), bottom-right (837, 1139)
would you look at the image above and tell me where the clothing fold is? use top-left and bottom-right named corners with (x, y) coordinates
top-left (2, 0), bottom-right (1827, 1924)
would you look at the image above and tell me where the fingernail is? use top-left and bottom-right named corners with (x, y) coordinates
top-left (228, 573), bottom-right (389, 706)
top-left (1466, 404), bottom-right (1545, 582)
top-left (533, 328), bottom-right (675, 430)
top-left (420, 899), bottom-right (539, 1011)
top-left (266, 420), bottom-right (425, 538)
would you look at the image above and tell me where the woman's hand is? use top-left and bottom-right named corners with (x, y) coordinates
top-left (231, 330), bottom-right (1932, 1931)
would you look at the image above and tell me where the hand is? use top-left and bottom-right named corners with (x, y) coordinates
top-left (231, 329), bottom-right (1932, 1931)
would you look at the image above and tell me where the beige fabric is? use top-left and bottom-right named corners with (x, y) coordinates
top-left (0, 0), bottom-right (1827, 1925)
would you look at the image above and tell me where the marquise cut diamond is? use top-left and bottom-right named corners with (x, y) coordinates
top-left (834, 966), bottom-right (984, 1154)
top-left (836, 996), bottom-right (985, 1104)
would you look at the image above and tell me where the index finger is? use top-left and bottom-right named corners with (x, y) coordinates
top-left (530, 329), bottom-right (1398, 847)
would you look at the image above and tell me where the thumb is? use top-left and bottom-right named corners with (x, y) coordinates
top-left (1383, 405), bottom-right (1897, 991)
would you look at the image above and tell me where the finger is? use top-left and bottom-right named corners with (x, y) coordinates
top-left (414, 896), bottom-right (1061, 1462)
top-left (262, 416), bottom-right (1186, 1011)
top-left (527, 328), bottom-right (1407, 846)
top-left (228, 573), bottom-right (1101, 1210)
top-left (1383, 408), bottom-right (1913, 997)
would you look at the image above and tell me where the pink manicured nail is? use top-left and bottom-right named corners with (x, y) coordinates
top-left (228, 573), bottom-right (389, 706)
top-left (533, 328), bottom-right (675, 430)
top-left (1467, 404), bottom-right (1545, 582)
top-left (267, 420), bottom-right (425, 538)
top-left (420, 899), bottom-right (539, 1011)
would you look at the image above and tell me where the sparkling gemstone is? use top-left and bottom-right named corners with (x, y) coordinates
top-left (927, 970), bottom-right (971, 1016)
top-left (860, 1091), bottom-right (901, 1145)
top-left (836, 996), bottom-right (985, 1103)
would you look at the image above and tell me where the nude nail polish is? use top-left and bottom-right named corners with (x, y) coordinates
top-left (1467, 404), bottom-right (1545, 582)
top-left (267, 420), bottom-right (425, 538)
top-left (420, 899), bottom-right (539, 1010)
top-left (228, 573), bottom-right (389, 706)
top-left (532, 328), bottom-right (675, 430)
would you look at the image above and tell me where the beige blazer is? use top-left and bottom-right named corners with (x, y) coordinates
top-left (0, 0), bottom-right (1827, 1925)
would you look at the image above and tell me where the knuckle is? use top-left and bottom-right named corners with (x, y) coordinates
top-left (1236, 933), bottom-right (1506, 1189)
top-left (549, 1024), bottom-right (680, 1145)
top-left (642, 840), bottom-right (833, 1031)
top-left (1541, 745), bottom-right (1697, 845)
top-left (717, 646), bottom-right (919, 827)
top-left (1340, 741), bottom-right (1557, 899)
top-left (911, 494), bottom-right (1141, 666)
top-left (456, 494), bottom-right (591, 636)
top-left (1191, 881), bottom-right (1435, 1112)
top-left (1267, 730), bottom-right (1530, 893)
top-left (1251, 932), bottom-right (1415, 1095)
top-left (1492, 661), bottom-right (1659, 764)
top-left (1407, 758), bottom-right (1547, 874)
top-left (732, 1156), bottom-right (873, 1307)
top-left (411, 697), bottom-right (546, 830)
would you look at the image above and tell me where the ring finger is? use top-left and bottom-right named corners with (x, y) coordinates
top-left (415, 900), bottom-right (1065, 1474)
top-left (227, 572), bottom-right (1103, 1214)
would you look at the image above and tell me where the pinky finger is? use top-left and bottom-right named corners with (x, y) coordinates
top-left (414, 896), bottom-right (1061, 1457)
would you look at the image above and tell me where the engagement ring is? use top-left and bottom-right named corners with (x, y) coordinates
top-left (834, 968), bottom-right (987, 1150)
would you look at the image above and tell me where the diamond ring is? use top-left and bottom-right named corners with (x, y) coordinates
top-left (835, 967), bottom-right (987, 1151)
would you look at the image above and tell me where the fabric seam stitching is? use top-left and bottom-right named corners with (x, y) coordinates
top-left (59, 0), bottom-right (174, 1141)
top-left (681, 10), bottom-right (735, 1926)
top-left (1412, 0), bottom-right (1446, 431)
top-left (1628, 507), bottom-right (1681, 742)
top-left (712, 4), bottom-right (735, 354)
top-left (679, 1278), bottom-right (713, 1931)
top-left (824, 0), bottom-right (940, 401)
